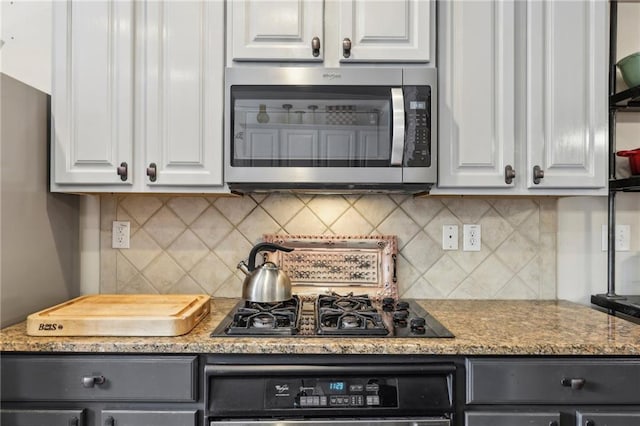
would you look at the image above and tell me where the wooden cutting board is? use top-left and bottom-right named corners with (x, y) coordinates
top-left (26, 294), bottom-right (210, 336)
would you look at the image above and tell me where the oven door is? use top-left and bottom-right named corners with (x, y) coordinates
top-left (224, 67), bottom-right (436, 190)
top-left (211, 419), bottom-right (450, 425)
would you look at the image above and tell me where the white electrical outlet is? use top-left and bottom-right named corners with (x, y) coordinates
top-left (442, 225), bottom-right (459, 250)
top-left (463, 224), bottom-right (481, 251)
top-left (601, 224), bottom-right (631, 252)
top-left (112, 221), bottom-right (130, 249)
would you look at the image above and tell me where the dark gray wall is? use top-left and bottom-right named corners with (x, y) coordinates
top-left (1, 73), bottom-right (80, 328)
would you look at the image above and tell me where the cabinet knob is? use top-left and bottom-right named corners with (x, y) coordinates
top-left (68, 417), bottom-right (79, 426)
top-left (146, 162), bottom-right (157, 182)
top-left (105, 416), bottom-right (115, 426)
top-left (533, 165), bottom-right (544, 184)
top-left (343, 38), bottom-right (352, 58)
top-left (82, 375), bottom-right (106, 388)
top-left (116, 162), bottom-right (128, 181)
top-left (311, 36), bottom-right (321, 57)
top-left (505, 164), bottom-right (516, 184)
top-left (561, 377), bottom-right (586, 390)
top-left (549, 421), bottom-right (559, 426)
top-left (585, 420), bottom-right (595, 426)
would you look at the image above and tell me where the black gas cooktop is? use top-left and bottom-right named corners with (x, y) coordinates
top-left (211, 293), bottom-right (454, 338)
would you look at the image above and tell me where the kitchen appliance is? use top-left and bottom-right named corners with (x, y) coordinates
top-left (225, 68), bottom-right (437, 193)
top-left (211, 293), bottom-right (453, 338)
top-left (239, 242), bottom-right (295, 303)
top-left (205, 355), bottom-right (455, 425)
top-left (213, 234), bottom-right (453, 338)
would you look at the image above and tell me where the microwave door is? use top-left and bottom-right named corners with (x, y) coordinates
top-left (390, 88), bottom-right (405, 166)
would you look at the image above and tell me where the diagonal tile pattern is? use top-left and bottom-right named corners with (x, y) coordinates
top-left (103, 195), bottom-right (556, 300)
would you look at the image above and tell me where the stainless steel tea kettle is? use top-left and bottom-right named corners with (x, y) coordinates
top-left (238, 242), bottom-right (294, 303)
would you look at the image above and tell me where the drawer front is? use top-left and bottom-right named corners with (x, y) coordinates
top-left (467, 358), bottom-right (640, 404)
top-left (1, 409), bottom-right (85, 426)
top-left (465, 412), bottom-right (560, 426)
top-left (1, 355), bottom-right (197, 402)
top-left (577, 412), bottom-right (640, 426)
top-left (101, 410), bottom-right (197, 426)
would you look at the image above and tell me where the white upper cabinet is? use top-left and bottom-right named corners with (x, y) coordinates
top-left (52, 0), bottom-right (134, 185)
top-left (438, 0), bottom-right (515, 188)
top-left (228, 0), bottom-right (431, 64)
top-left (338, 0), bottom-right (430, 62)
top-left (436, 0), bottom-right (607, 195)
top-left (52, 0), bottom-right (226, 192)
top-left (141, 0), bottom-right (224, 187)
top-left (230, 0), bottom-right (324, 61)
top-left (526, 0), bottom-right (608, 190)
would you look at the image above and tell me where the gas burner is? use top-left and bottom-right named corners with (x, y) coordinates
top-left (223, 296), bottom-right (301, 335)
top-left (340, 315), bottom-right (360, 328)
top-left (316, 293), bottom-right (388, 336)
top-left (253, 315), bottom-right (276, 328)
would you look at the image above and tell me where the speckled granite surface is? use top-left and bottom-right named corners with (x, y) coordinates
top-left (1, 299), bottom-right (639, 355)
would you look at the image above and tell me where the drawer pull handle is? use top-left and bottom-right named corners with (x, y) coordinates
top-left (82, 375), bottom-right (106, 388)
top-left (561, 377), bottom-right (586, 389)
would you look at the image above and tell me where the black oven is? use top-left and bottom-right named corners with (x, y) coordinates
top-left (205, 355), bottom-right (456, 426)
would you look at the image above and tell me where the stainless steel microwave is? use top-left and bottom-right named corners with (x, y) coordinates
top-left (225, 67), bottom-right (437, 192)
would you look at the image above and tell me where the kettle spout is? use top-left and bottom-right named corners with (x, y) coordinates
top-left (237, 260), bottom-right (250, 276)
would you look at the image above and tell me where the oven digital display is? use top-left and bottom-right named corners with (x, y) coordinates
top-left (410, 100), bottom-right (426, 110)
top-left (329, 381), bottom-right (345, 392)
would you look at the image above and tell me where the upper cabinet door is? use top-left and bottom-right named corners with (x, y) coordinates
top-left (438, 0), bottom-right (516, 188)
top-left (526, 0), bottom-right (608, 189)
top-left (52, 0), bottom-right (134, 185)
top-left (230, 0), bottom-right (324, 61)
top-left (141, 0), bottom-right (224, 186)
top-left (338, 0), bottom-right (430, 62)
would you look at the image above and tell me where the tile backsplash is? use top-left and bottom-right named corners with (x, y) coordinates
top-left (100, 195), bottom-right (557, 299)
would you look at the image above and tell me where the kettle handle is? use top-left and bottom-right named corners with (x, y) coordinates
top-left (247, 243), bottom-right (294, 272)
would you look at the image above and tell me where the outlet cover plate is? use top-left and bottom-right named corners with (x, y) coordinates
top-left (442, 225), bottom-right (459, 250)
top-left (463, 224), bottom-right (481, 251)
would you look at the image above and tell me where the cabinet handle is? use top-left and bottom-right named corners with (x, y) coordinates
top-left (116, 162), bottom-right (128, 181)
top-left (311, 36), bottom-right (321, 57)
top-left (549, 421), bottom-right (558, 426)
top-left (561, 377), bottom-right (586, 390)
top-left (585, 420), bottom-right (595, 426)
top-left (342, 38), bottom-right (352, 58)
top-left (68, 417), bottom-right (79, 426)
top-left (504, 164), bottom-right (516, 184)
top-left (533, 165), bottom-right (544, 184)
top-left (146, 162), bottom-right (157, 182)
top-left (82, 375), bottom-right (106, 388)
top-left (105, 416), bottom-right (115, 426)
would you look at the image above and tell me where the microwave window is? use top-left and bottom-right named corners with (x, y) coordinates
top-left (231, 86), bottom-right (392, 167)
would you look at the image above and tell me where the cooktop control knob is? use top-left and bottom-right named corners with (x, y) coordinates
top-left (410, 317), bottom-right (426, 334)
top-left (396, 301), bottom-right (409, 310)
top-left (382, 297), bottom-right (395, 311)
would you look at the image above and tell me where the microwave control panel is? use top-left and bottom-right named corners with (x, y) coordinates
top-left (404, 86), bottom-right (431, 167)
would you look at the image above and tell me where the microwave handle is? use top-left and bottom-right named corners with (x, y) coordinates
top-left (390, 88), bottom-right (405, 166)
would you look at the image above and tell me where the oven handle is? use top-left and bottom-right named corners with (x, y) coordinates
top-left (390, 87), bottom-right (405, 166)
top-left (205, 364), bottom-right (455, 376)
top-left (210, 419), bottom-right (450, 426)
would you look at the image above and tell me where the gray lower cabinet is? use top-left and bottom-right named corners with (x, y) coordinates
top-left (465, 412), bottom-right (560, 426)
top-left (1, 355), bottom-right (199, 426)
top-left (101, 410), bottom-right (197, 426)
top-left (576, 412), bottom-right (640, 426)
top-left (465, 357), bottom-right (640, 426)
top-left (1, 409), bottom-right (85, 425)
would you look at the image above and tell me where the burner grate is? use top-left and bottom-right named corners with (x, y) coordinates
top-left (316, 292), bottom-right (388, 336)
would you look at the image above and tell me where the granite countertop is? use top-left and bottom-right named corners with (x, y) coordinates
top-left (1, 299), bottom-right (640, 355)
